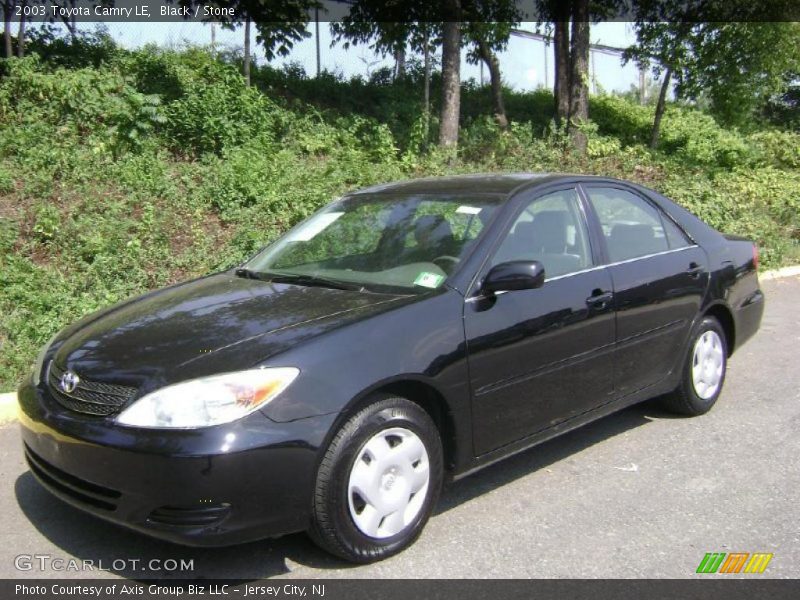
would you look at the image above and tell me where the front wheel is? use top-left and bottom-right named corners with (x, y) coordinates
top-left (662, 316), bottom-right (728, 416)
top-left (309, 395), bottom-right (443, 563)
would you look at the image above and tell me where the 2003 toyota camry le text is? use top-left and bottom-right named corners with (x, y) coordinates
top-left (18, 174), bottom-right (764, 562)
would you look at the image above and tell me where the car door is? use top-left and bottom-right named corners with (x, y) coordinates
top-left (464, 187), bottom-right (616, 456)
top-left (581, 184), bottom-right (709, 397)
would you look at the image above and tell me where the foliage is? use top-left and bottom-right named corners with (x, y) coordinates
top-left (626, 17), bottom-right (800, 128)
top-left (23, 25), bottom-right (119, 69)
top-left (164, 62), bottom-right (279, 156)
top-left (0, 38), bottom-right (798, 390)
top-left (183, 1), bottom-right (317, 61)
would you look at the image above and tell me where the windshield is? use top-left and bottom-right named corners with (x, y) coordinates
top-left (243, 193), bottom-right (503, 293)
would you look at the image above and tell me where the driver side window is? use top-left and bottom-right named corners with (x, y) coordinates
top-left (491, 189), bottom-right (593, 279)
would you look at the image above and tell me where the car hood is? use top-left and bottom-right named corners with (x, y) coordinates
top-left (53, 272), bottom-right (408, 392)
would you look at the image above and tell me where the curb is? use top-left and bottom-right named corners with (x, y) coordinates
top-left (0, 265), bottom-right (798, 424)
top-left (759, 265), bottom-right (800, 281)
top-left (0, 392), bottom-right (18, 425)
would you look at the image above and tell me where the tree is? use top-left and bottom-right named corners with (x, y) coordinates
top-left (473, 35), bottom-right (507, 128)
top-left (333, 2), bottom-right (522, 148)
top-left (683, 23), bottom-right (800, 127)
top-left (48, 0), bottom-right (81, 41)
top-left (649, 66), bottom-right (672, 148)
top-left (2, 0), bottom-right (13, 58)
top-left (420, 23), bottom-right (434, 142)
top-left (567, 0), bottom-right (590, 154)
top-left (762, 74), bottom-right (800, 129)
top-left (626, 3), bottom-right (800, 144)
top-left (551, 8), bottom-right (570, 124)
top-left (393, 45), bottom-right (406, 79)
top-left (439, 17), bottom-right (461, 148)
top-left (538, 0), bottom-right (596, 154)
top-left (539, 0), bottom-right (622, 153)
top-left (463, 2), bottom-right (522, 131)
top-left (333, 2), bottom-right (523, 148)
top-left (330, 5), bottom-right (456, 146)
top-left (1, 0), bottom-right (35, 58)
top-left (16, 0), bottom-right (26, 57)
top-left (195, 0), bottom-right (318, 83)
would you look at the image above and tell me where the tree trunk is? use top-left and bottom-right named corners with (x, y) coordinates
top-left (243, 17), bottom-right (251, 86)
top-left (17, 1), bottom-right (26, 58)
top-left (423, 30), bottom-right (431, 147)
top-left (650, 68), bottom-right (672, 149)
top-left (69, 0), bottom-right (76, 42)
top-left (553, 16), bottom-right (570, 124)
top-left (3, 0), bottom-right (12, 59)
top-left (568, 0), bottom-right (590, 155)
top-left (423, 32), bottom-right (431, 114)
top-left (639, 67), bottom-right (646, 105)
top-left (439, 19), bottom-right (462, 149)
top-left (477, 39), bottom-right (508, 130)
top-left (394, 45), bottom-right (406, 79)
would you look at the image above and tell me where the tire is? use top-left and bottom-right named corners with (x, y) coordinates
top-left (308, 395), bottom-right (443, 563)
top-left (662, 315), bottom-right (728, 416)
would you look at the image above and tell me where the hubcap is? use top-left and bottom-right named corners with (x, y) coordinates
top-left (347, 427), bottom-right (430, 539)
top-left (691, 330), bottom-right (724, 400)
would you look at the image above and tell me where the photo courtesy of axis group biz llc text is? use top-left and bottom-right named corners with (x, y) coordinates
top-left (15, 583), bottom-right (327, 597)
top-left (1, 0), bottom-right (799, 599)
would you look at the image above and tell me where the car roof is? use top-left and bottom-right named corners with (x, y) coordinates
top-left (348, 173), bottom-right (619, 197)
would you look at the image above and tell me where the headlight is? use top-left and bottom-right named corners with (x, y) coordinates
top-left (31, 333), bottom-right (59, 385)
top-left (115, 367), bottom-right (299, 429)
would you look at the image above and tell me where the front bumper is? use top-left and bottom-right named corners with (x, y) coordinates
top-left (17, 378), bottom-right (337, 547)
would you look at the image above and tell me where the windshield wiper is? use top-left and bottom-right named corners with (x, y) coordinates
top-left (236, 267), bottom-right (365, 291)
top-left (235, 267), bottom-right (269, 281)
top-left (264, 272), bottom-right (366, 292)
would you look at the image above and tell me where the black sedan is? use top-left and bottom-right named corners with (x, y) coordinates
top-left (18, 174), bottom-right (764, 562)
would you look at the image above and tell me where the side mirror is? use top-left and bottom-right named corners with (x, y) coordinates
top-left (483, 260), bottom-right (546, 294)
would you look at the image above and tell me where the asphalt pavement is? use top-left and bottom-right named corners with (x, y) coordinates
top-left (1, 275), bottom-right (798, 579)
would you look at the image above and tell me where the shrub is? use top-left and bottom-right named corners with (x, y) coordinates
top-left (748, 130), bottom-right (800, 169)
top-left (165, 64), bottom-right (281, 156)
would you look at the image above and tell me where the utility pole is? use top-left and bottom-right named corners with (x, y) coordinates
top-left (211, 23), bottom-right (216, 58)
top-left (543, 39), bottom-right (549, 89)
top-left (315, 8), bottom-right (321, 77)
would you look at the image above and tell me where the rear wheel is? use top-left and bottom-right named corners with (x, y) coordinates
top-left (309, 395), bottom-right (443, 562)
top-left (662, 316), bottom-right (728, 416)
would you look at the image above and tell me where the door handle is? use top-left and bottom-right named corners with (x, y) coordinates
top-left (686, 262), bottom-right (704, 278)
top-left (586, 290), bottom-right (613, 309)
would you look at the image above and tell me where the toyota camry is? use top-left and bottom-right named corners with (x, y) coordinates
top-left (19, 174), bottom-right (764, 562)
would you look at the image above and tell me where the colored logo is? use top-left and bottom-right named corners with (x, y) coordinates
top-left (696, 552), bottom-right (773, 574)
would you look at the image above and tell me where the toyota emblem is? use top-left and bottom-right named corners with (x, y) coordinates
top-left (60, 371), bottom-right (80, 394)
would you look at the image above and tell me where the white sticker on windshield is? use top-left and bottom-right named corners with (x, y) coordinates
top-left (414, 272), bottom-right (445, 288)
top-left (456, 205), bottom-right (482, 215)
top-left (285, 212), bottom-right (344, 242)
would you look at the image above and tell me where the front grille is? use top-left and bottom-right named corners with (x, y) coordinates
top-left (47, 362), bottom-right (137, 417)
top-left (24, 443), bottom-right (121, 511)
